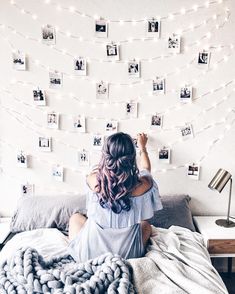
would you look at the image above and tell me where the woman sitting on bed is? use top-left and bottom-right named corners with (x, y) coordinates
top-left (68, 132), bottom-right (162, 262)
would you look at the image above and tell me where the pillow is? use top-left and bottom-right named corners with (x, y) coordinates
top-left (149, 195), bottom-right (196, 232)
top-left (10, 194), bottom-right (87, 233)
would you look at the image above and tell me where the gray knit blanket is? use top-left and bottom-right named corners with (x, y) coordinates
top-left (0, 247), bottom-right (135, 294)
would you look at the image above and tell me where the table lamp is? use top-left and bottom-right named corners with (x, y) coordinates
top-left (208, 168), bottom-right (235, 228)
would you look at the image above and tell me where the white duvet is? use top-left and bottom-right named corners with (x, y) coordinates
top-left (0, 226), bottom-right (228, 294)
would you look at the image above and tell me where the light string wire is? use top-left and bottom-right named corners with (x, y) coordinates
top-left (0, 111), bottom-right (234, 187)
top-left (2, 101), bottom-right (234, 152)
top-left (0, 8), bottom-right (230, 68)
top-left (10, 0), bottom-right (226, 23)
top-left (3, 71), bottom-right (235, 119)
top-left (7, 0), bottom-right (229, 45)
top-left (0, 80), bottom-right (234, 132)
top-left (1, 36), bottom-right (234, 97)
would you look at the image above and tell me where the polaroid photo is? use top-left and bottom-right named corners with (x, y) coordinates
top-left (52, 164), bottom-right (64, 182)
top-left (198, 51), bottom-right (211, 67)
top-left (168, 34), bottom-right (181, 54)
top-left (17, 151), bottom-right (28, 168)
top-left (151, 114), bottom-right (163, 129)
top-left (187, 164), bottom-right (200, 180)
top-left (33, 88), bottom-right (46, 106)
top-left (146, 19), bottom-right (161, 37)
top-left (78, 150), bottom-right (90, 167)
top-left (96, 81), bottom-right (109, 99)
top-left (179, 86), bottom-right (193, 103)
top-left (73, 115), bottom-right (86, 132)
top-left (180, 124), bottom-right (194, 139)
top-left (106, 43), bottom-right (120, 61)
top-left (21, 184), bottom-right (34, 196)
top-left (128, 60), bottom-right (140, 78)
top-left (95, 19), bottom-right (108, 38)
top-left (158, 147), bottom-right (171, 164)
top-left (42, 24), bottom-right (56, 45)
top-left (125, 101), bottom-right (138, 118)
top-left (47, 112), bottom-right (59, 129)
top-left (12, 51), bottom-right (26, 71)
top-left (38, 136), bottom-right (52, 152)
top-left (105, 120), bottom-right (118, 135)
top-left (92, 134), bottom-right (104, 150)
top-left (74, 57), bottom-right (87, 76)
top-left (49, 72), bottom-right (63, 89)
top-left (153, 78), bottom-right (165, 95)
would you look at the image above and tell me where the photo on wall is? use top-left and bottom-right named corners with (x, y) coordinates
top-left (158, 147), bottom-right (171, 164)
top-left (105, 120), bottom-right (118, 134)
top-left (42, 24), bottom-right (56, 45)
top-left (12, 51), bottom-right (26, 71)
top-left (187, 164), bottom-right (200, 180)
top-left (151, 114), bottom-right (163, 129)
top-left (96, 81), bottom-right (109, 99)
top-left (73, 115), bottom-right (86, 132)
top-left (153, 78), bottom-right (165, 95)
top-left (74, 57), bottom-right (87, 76)
top-left (92, 134), bottom-right (104, 150)
top-left (33, 88), bottom-right (46, 106)
top-left (95, 19), bottom-right (108, 38)
top-left (125, 101), bottom-right (138, 118)
top-left (128, 60), bottom-right (140, 78)
top-left (78, 150), bottom-right (90, 167)
top-left (106, 43), bottom-right (120, 61)
top-left (49, 72), bottom-right (63, 89)
top-left (52, 164), bottom-right (64, 182)
top-left (17, 151), bottom-right (28, 168)
top-left (197, 51), bottom-right (211, 67)
top-left (168, 34), bottom-right (181, 53)
top-left (47, 112), bottom-right (59, 129)
top-left (146, 19), bottom-right (161, 37)
top-left (38, 137), bottom-right (52, 152)
top-left (21, 184), bottom-right (34, 197)
top-left (180, 124), bottom-right (194, 139)
top-left (179, 86), bottom-right (193, 103)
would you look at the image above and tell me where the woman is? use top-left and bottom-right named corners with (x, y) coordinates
top-left (68, 132), bottom-right (162, 262)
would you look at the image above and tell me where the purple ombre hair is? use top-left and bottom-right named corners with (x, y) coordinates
top-left (95, 132), bottom-right (140, 214)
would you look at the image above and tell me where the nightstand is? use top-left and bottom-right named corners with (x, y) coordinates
top-left (193, 216), bottom-right (235, 275)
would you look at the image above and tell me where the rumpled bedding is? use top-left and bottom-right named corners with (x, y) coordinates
top-left (0, 226), bottom-right (228, 294)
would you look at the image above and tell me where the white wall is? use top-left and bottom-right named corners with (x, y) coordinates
top-left (0, 0), bottom-right (235, 221)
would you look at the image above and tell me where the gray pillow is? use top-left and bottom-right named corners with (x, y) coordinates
top-left (10, 194), bottom-right (86, 233)
top-left (149, 195), bottom-right (196, 232)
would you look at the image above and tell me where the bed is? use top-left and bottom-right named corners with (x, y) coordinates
top-left (0, 195), bottom-right (229, 293)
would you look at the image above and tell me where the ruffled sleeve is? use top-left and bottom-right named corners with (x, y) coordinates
top-left (86, 169), bottom-right (163, 228)
top-left (131, 169), bottom-right (163, 221)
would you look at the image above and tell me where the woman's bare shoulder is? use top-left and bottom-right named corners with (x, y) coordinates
top-left (132, 175), bottom-right (153, 197)
top-left (86, 172), bottom-right (98, 191)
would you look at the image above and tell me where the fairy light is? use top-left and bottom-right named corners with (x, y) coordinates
top-left (8, 0), bottom-right (229, 45)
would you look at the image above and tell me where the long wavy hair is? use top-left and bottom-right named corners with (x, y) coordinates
top-left (95, 132), bottom-right (140, 214)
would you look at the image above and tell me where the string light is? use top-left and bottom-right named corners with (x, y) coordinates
top-left (24, 0), bottom-right (227, 23)
top-left (7, 1), bottom-right (230, 45)
top-left (0, 115), bottom-right (234, 187)
top-left (2, 33), bottom-right (234, 87)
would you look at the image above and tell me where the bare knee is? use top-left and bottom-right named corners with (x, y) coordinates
top-left (68, 213), bottom-right (87, 241)
top-left (141, 221), bottom-right (152, 247)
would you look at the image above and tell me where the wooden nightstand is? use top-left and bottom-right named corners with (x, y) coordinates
top-left (193, 216), bottom-right (235, 275)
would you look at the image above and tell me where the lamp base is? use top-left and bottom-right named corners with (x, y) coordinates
top-left (215, 219), bottom-right (235, 228)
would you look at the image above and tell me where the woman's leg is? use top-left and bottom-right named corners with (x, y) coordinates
top-left (141, 220), bottom-right (152, 247)
top-left (68, 213), bottom-right (87, 241)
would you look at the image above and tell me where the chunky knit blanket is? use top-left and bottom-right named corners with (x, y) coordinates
top-left (0, 247), bottom-right (135, 294)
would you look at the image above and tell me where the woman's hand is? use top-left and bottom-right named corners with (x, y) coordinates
top-left (137, 133), bottom-right (148, 151)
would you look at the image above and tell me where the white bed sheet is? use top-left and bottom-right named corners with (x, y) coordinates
top-left (0, 228), bottom-right (69, 265)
